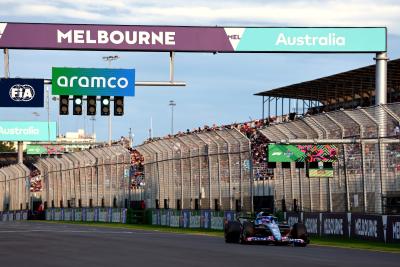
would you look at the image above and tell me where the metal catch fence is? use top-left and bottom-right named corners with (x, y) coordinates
top-left (137, 128), bottom-right (252, 212)
top-left (0, 145), bottom-right (131, 212)
top-left (258, 103), bottom-right (400, 214)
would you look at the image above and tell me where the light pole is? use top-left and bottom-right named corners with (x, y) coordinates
top-left (46, 86), bottom-right (50, 142)
top-left (90, 116), bottom-right (96, 139)
top-left (102, 55), bottom-right (119, 146)
top-left (169, 100), bottom-right (176, 135)
top-left (52, 96), bottom-right (60, 137)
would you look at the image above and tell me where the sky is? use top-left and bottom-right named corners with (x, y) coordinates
top-left (0, 0), bottom-right (399, 145)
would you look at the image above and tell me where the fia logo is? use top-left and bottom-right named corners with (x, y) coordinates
top-left (9, 84), bottom-right (36, 102)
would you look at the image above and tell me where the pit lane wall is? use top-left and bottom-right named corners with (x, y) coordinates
top-left (45, 208), bottom-right (127, 223)
top-left (285, 212), bottom-right (400, 243)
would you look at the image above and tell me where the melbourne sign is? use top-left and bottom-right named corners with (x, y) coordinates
top-left (303, 213), bottom-right (320, 236)
top-left (387, 216), bottom-right (400, 243)
top-left (321, 213), bottom-right (349, 237)
top-left (52, 68), bottom-right (135, 96)
top-left (0, 121), bottom-right (56, 141)
top-left (0, 78), bottom-right (44, 107)
top-left (350, 214), bottom-right (384, 241)
top-left (0, 23), bottom-right (386, 52)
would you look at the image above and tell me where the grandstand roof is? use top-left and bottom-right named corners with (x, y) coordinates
top-left (255, 58), bottom-right (400, 104)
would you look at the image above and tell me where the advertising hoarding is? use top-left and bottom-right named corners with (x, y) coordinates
top-left (0, 23), bottom-right (387, 53)
top-left (0, 121), bottom-right (56, 141)
top-left (52, 67), bottom-right (135, 96)
top-left (26, 144), bottom-right (65, 155)
top-left (321, 213), bottom-right (349, 237)
top-left (0, 78), bottom-right (44, 107)
top-left (350, 214), bottom-right (384, 242)
top-left (308, 168), bottom-right (334, 178)
top-left (268, 144), bottom-right (337, 162)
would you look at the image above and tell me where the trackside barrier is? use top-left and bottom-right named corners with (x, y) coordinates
top-left (150, 209), bottom-right (236, 230)
top-left (285, 212), bottom-right (400, 243)
top-left (137, 128), bottom-right (252, 212)
top-left (0, 210), bottom-right (28, 221)
top-left (45, 208), bottom-right (127, 223)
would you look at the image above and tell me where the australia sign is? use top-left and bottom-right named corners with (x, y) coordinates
top-left (0, 121), bottom-right (56, 141)
top-left (0, 78), bottom-right (44, 107)
top-left (52, 67), bottom-right (135, 96)
top-left (0, 23), bottom-right (387, 53)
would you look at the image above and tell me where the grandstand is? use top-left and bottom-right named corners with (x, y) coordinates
top-left (135, 58), bottom-right (400, 215)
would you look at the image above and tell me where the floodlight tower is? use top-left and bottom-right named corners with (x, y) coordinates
top-left (169, 100), bottom-right (176, 135)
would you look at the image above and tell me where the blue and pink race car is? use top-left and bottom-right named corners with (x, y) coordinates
top-left (224, 212), bottom-right (309, 246)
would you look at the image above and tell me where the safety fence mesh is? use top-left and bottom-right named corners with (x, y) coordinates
top-left (258, 104), bottom-right (400, 214)
top-left (0, 145), bottom-right (131, 212)
top-left (137, 128), bottom-right (252, 212)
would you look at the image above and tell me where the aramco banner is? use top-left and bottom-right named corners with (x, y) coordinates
top-left (268, 144), bottom-right (337, 162)
top-left (52, 68), bottom-right (135, 96)
top-left (0, 121), bottom-right (56, 141)
top-left (0, 23), bottom-right (386, 52)
top-left (0, 78), bottom-right (44, 107)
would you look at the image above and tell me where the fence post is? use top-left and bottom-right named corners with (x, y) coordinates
top-left (180, 148), bottom-right (184, 209)
top-left (360, 142), bottom-right (367, 212)
top-left (309, 165), bottom-right (312, 212)
top-left (328, 177), bottom-right (332, 212)
top-left (298, 168), bottom-right (303, 211)
top-left (206, 145), bottom-right (212, 210)
top-left (377, 138), bottom-right (384, 214)
top-left (342, 145), bottom-right (350, 212)
top-left (290, 163), bottom-right (294, 210)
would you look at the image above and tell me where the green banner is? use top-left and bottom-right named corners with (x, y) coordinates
top-left (308, 168), bottom-right (334, 178)
top-left (52, 67), bottom-right (135, 96)
top-left (268, 144), bottom-right (338, 162)
top-left (26, 144), bottom-right (65, 155)
top-left (268, 144), bottom-right (304, 162)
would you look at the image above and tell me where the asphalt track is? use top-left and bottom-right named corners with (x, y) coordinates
top-left (0, 222), bottom-right (399, 267)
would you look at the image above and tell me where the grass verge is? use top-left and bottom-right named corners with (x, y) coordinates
top-left (36, 221), bottom-right (400, 253)
top-left (309, 236), bottom-right (400, 253)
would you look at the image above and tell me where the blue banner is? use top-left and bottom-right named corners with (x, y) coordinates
top-left (0, 78), bottom-right (44, 107)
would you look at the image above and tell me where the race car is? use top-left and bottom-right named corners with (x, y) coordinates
top-left (224, 212), bottom-right (309, 246)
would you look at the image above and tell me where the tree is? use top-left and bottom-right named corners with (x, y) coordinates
top-left (0, 142), bottom-right (15, 152)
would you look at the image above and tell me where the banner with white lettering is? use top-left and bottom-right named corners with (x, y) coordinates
top-left (0, 78), bottom-right (44, 107)
top-left (0, 23), bottom-right (386, 53)
top-left (321, 213), bottom-right (348, 237)
top-left (350, 214), bottom-right (384, 241)
top-left (303, 213), bottom-right (320, 236)
top-left (201, 210), bottom-right (211, 229)
top-left (286, 212), bottom-right (301, 227)
top-left (386, 216), bottom-right (400, 243)
top-left (181, 210), bottom-right (190, 228)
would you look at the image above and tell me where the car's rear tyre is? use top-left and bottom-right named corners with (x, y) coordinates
top-left (224, 221), bottom-right (241, 243)
top-left (240, 221), bottom-right (255, 244)
top-left (291, 223), bottom-right (309, 246)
